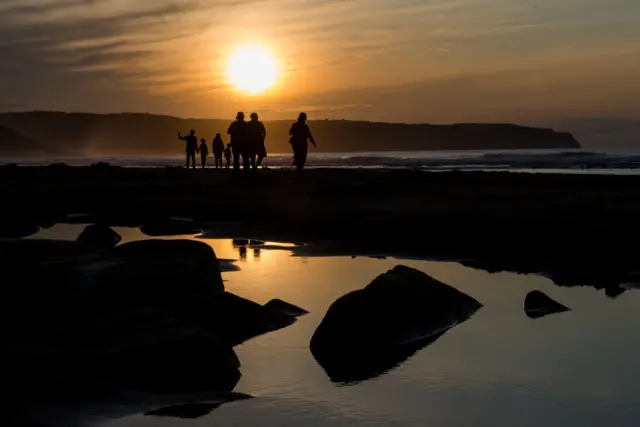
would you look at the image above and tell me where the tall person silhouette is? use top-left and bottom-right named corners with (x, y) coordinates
top-left (178, 129), bottom-right (198, 169)
top-left (227, 112), bottom-right (249, 171)
top-left (289, 112), bottom-right (316, 174)
top-left (248, 112), bottom-right (267, 169)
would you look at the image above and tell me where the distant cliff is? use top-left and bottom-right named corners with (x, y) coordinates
top-left (0, 112), bottom-right (580, 156)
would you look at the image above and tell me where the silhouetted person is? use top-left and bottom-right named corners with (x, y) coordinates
top-left (289, 112), bottom-right (316, 173)
top-left (227, 112), bottom-right (249, 171)
top-left (248, 112), bottom-right (267, 169)
top-left (212, 133), bottom-right (224, 168)
top-left (224, 144), bottom-right (232, 168)
top-left (198, 138), bottom-right (208, 169)
top-left (178, 129), bottom-right (198, 169)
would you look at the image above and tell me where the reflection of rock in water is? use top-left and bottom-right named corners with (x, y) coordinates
top-left (524, 290), bottom-right (571, 319)
top-left (310, 265), bottom-right (482, 384)
top-left (253, 248), bottom-right (261, 260)
top-left (146, 394), bottom-right (252, 419)
top-left (238, 246), bottom-right (247, 260)
top-left (313, 330), bottom-right (448, 384)
top-left (2, 375), bottom-right (250, 427)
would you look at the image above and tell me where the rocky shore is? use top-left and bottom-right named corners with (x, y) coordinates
top-left (2, 165), bottom-right (640, 294)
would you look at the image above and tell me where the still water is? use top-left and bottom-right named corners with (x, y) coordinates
top-left (32, 225), bottom-right (640, 426)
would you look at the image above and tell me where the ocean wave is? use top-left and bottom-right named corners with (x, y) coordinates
top-left (6, 149), bottom-right (640, 172)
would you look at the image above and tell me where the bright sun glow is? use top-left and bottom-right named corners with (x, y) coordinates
top-left (227, 46), bottom-right (277, 94)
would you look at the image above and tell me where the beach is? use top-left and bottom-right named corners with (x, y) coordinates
top-left (2, 164), bottom-right (640, 289)
top-left (3, 165), bottom-right (640, 426)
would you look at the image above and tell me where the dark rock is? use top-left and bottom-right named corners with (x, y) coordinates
top-left (310, 265), bottom-right (482, 383)
top-left (0, 238), bottom-right (302, 397)
top-left (111, 239), bottom-right (224, 293)
top-left (140, 219), bottom-right (202, 237)
top-left (524, 290), bottom-right (571, 319)
top-left (0, 221), bottom-right (40, 238)
top-left (90, 161), bottom-right (111, 169)
top-left (264, 299), bottom-right (309, 317)
top-left (189, 292), bottom-right (296, 347)
top-left (77, 224), bottom-right (122, 248)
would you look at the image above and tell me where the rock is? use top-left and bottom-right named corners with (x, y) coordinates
top-left (185, 292), bottom-right (297, 347)
top-left (140, 219), bottom-right (202, 237)
top-left (524, 290), bottom-right (571, 319)
top-left (111, 239), bottom-right (225, 293)
top-left (77, 224), bottom-right (122, 248)
top-left (90, 161), bottom-right (111, 169)
top-left (310, 265), bottom-right (482, 383)
top-left (264, 299), bottom-right (309, 317)
top-left (0, 221), bottom-right (40, 238)
top-left (0, 237), bottom-right (304, 399)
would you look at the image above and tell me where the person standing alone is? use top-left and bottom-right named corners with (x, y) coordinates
top-left (178, 129), bottom-right (198, 169)
top-left (212, 133), bottom-right (224, 168)
top-left (289, 113), bottom-right (316, 174)
top-left (227, 112), bottom-right (249, 171)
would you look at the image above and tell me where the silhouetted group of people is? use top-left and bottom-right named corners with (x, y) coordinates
top-left (178, 112), bottom-right (315, 173)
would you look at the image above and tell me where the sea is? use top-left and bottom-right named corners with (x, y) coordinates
top-left (6, 148), bottom-right (640, 174)
top-left (21, 225), bottom-right (640, 427)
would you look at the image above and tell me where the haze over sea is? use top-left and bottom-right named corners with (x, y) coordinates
top-left (8, 149), bottom-right (640, 174)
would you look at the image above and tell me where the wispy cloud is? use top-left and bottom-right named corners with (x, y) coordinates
top-left (0, 0), bottom-right (638, 120)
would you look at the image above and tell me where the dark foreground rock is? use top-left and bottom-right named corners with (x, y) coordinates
top-left (77, 224), bottom-right (122, 247)
top-left (310, 265), bottom-right (482, 383)
top-left (0, 220), bottom-right (40, 238)
top-left (524, 291), bottom-right (571, 319)
top-left (0, 238), bottom-right (297, 396)
top-left (264, 299), bottom-right (309, 317)
top-left (140, 219), bottom-right (202, 236)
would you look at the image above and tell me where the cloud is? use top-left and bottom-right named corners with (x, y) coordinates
top-left (0, 0), bottom-right (638, 121)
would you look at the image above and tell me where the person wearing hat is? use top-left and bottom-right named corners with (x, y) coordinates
top-left (177, 128), bottom-right (198, 169)
top-left (248, 112), bottom-right (267, 169)
top-left (227, 112), bottom-right (249, 171)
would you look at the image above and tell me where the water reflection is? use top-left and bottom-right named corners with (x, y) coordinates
top-left (311, 330), bottom-right (449, 385)
top-left (21, 225), bottom-right (640, 427)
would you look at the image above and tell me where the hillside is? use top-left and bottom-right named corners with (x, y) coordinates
top-left (0, 125), bottom-right (44, 155)
top-left (0, 112), bottom-right (580, 156)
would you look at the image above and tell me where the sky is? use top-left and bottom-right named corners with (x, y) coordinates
top-left (0, 0), bottom-right (639, 123)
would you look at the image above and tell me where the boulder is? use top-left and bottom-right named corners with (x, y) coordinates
top-left (185, 292), bottom-right (296, 347)
top-left (110, 239), bottom-right (225, 293)
top-left (140, 219), bottom-right (202, 237)
top-left (310, 265), bottom-right (482, 383)
top-left (0, 221), bottom-right (40, 238)
top-left (524, 291), bottom-right (571, 319)
top-left (77, 224), bottom-right (122, 248)
top-left (0, 238), bottom-right (300, 394)
top-left (264, 299), bottom-right (309, 317)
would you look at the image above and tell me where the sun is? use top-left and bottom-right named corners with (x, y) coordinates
top-left (227, 46), bottom-right (277, 94)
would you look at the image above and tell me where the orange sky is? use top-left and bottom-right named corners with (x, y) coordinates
top-left (0, 0), bottom-right (639, 122)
